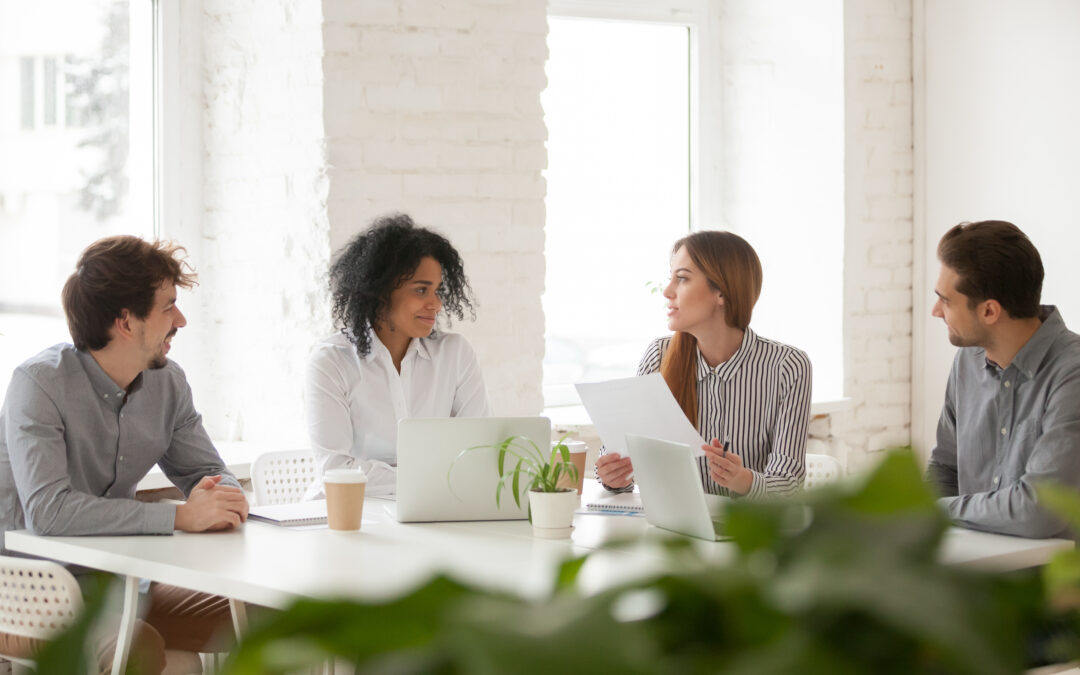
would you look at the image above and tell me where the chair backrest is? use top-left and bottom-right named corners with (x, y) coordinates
top-left (0, 555), bottom-right (83, 642)
top-left (251, 450), bottom-right (318, 505)
top-left (804, 453), bottom-right (843, 490)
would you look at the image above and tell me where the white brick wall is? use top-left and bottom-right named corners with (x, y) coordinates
top-left (321, 0), bottom-right (548, 416)
top-left (831, 0), bottom-right (914, 473)
top-left (194, 0), bottom-right (331, 444)
top-left (184, 0), bottom-right (914, 468)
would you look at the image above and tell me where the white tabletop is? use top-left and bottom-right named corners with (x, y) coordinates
top-left (938, 526), bottom-right (1074, 570)
top-left (7, 496), bottom-right (1071, 613)
top-left (6, 499), bottom-right (656, 609)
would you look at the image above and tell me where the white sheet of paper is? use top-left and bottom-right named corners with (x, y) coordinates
top-left (575, 373), bottom-right (707, 459)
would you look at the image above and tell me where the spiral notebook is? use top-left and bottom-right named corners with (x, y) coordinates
top-left (583, 491), bottom-right (644, 515)
top-left (248, 500), bottom-right (328, 527)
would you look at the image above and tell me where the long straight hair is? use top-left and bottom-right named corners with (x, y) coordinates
top-left (659, 231), bottom-right (762, 426)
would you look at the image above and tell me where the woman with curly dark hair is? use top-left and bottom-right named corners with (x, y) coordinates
top-left (304, 213), bottom-right (490, 497)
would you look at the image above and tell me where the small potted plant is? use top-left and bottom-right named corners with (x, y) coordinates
top-left (456, 436), bottom-right (581, 538)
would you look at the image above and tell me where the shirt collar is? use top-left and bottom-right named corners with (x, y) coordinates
top-left (1001, 305), bottom-right (1066, 379)
top-left (365, 330), bottom-right (432, 363)
top-left (695, 327), bottom-right (757, 382)
top-left (74, 348), bottom-right (128, 405)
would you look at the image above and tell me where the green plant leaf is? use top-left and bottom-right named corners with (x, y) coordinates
top-left (226, 575), bottom-right (480, 674)
top-left (837, 449), bottom-right (938, 515)
top-left (511, 458), bottom-right (524, 509)
top-left (554, 556), bottom-right (588, 592)
top-left (1037, 482), bottom-right (1080, 533)
top-left (1043, 549), bottom-right (1080, 609)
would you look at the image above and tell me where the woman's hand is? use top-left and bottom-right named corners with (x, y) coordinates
top-left (703, 438), bottom-right (752, 495)
top-left (595, 452), bottom-right (634, 489)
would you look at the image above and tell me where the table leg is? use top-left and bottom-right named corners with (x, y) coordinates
top-left (229, 598), bottom-right (249, 637)
top-left (109, 575), bottom-right (140, 675)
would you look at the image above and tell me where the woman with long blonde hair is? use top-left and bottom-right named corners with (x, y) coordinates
top-left (596, 231), bottom-right (811, 497)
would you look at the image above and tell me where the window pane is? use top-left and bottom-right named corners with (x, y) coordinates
top-left (0, 0), bottom-right (150, 400)
top-left (542, 18), bottom-right (690, 405)
top-left (19, 57), bottom-right (34, 129)
top-left (43, 57), bottom-right (57, 126)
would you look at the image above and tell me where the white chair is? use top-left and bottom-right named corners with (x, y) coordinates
top-left (0, 556), bottom-right (205, 675)
top-left (0, 555), bottom-right (84, 674)
top-left (251, 450), bottom-right (318, 505)
top-left (804, 453), bottom-right (844, 490)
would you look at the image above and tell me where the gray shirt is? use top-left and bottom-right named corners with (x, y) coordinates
top-left (0, 344), bottom-right (238, 551)
top-left (927, 306), bottom-right (1080, 538)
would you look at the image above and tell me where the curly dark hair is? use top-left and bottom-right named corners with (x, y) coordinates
top-left (330, 213), bottom-right (476, 357)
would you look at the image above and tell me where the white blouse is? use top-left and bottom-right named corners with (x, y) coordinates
top-left (304, 330), bottom-right (491, 497)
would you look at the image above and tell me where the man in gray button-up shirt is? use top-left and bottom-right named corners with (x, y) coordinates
top-left (927, 220), bottom-right (1080, 539)
top-left (0, 236), bottom-right (249, 671)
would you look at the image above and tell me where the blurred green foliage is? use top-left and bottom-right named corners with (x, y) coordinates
top-left (224, 451), bottom-right (1054, 674)
top-left (39, 450), bottom-right (1078, 674)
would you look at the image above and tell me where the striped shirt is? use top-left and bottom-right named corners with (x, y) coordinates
top-left (604, 328), bottom-right (812, 499)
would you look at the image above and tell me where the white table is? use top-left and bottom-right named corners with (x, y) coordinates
top-left (6, 497), bottom-right (1074, 674)
top-left (939, 527), bottom-right (1074, 570)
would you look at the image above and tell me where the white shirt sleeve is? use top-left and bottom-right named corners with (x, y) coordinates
top-left (450, 336), bottom-right (491, 417)
top-left (304, 345), bottom-right (379, 496)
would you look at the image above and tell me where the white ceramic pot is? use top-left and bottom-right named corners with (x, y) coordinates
top-left (528, 489), bottom-right (579, 535)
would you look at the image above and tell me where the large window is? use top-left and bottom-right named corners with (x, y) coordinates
top-left (0, 0), bottom-right (157, 400)
top-left (542, 3), bottom-right (845, 411)
top-left (542, 16), bottom-right (692, 409)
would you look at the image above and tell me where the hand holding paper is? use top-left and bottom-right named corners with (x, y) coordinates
top-left (575, 373), bottom-right (706, 459)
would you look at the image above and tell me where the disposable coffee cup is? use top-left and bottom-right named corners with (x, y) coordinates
top-left (554, 440), bottom-right (588, 494)
top-left (324, 468), bottom-right (367, 531)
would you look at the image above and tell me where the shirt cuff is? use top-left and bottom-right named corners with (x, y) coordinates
top-left (744, 470), bottom-right (767, 500)
top-left (144, 502), bottom-right (177, 534)
top-left (598, 476), bottom-right (635, 494)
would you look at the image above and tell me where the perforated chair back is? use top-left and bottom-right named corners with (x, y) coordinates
top-left (0, 555), bottom-right (83, 644)
top-left (251, 450), bottom-right (318, 505)
top-left (804, 453), bottom-right (843, 490)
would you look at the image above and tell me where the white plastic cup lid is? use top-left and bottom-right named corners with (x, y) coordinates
top-left (553, 440), bottom-right (588, 454)
top-left (324, 468), bottom-right (367, 484)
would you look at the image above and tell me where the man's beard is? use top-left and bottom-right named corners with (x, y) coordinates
top-left (149, 352), bottom-right (168, 370)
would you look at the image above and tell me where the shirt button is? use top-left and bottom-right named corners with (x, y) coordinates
top-left (119, 455), bottom-right (123, 461)
top-left (993, 476), bottom-right (1000, 485)
top-left (1000, 427), bottom-right (1008, 436)
top-left (1004, 381), bottom-right (1011, 388)
top-left (103, 394), bottom-right (109, 399)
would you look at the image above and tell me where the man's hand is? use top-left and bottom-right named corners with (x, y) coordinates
top-left (174, 475), bottom-right (249, 532)
top-left (703, 438), bottom-right (753, 495)
top-left (596, 452), bottom-right (634, 489)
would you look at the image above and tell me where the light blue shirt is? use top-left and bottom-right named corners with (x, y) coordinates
top-left (0, 344), bottom-right (238, 551)
top-left (927, 306), bottom-right (1080, 538)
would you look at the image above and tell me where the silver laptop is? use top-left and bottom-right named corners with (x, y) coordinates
top-left (625, 433), bottom-right (729, 541)
top-left (396, 417), bottom-right (550, 522)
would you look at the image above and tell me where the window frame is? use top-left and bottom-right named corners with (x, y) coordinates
top-left (541, 0), bottom-right (722, 417)
top-left (546, 0), bottom-right (723, 231)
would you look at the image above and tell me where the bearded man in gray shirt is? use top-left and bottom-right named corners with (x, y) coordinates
top-left (0, 236), bottom-right (249, 672)
top-left (927, 220), bottom-right (1080, 539)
